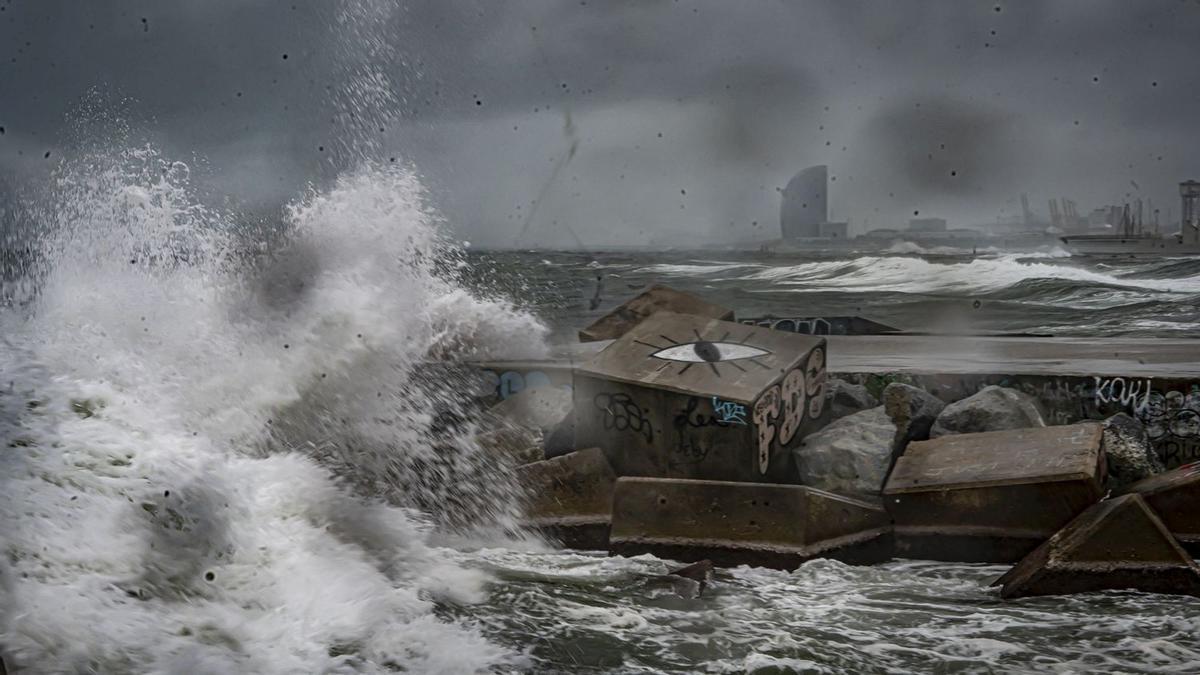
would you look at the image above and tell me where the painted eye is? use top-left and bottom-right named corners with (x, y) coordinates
top-left (651, 341), bottom-right (770, 363)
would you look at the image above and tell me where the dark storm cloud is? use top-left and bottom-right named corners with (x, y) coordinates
top-left (865, 95), bottom-right (1018, 197)
top-left (2, 0), bottom-right (1199, 247)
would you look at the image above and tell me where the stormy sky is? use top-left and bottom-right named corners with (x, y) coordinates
top-left (2, 0), bottom-right (1199, 248)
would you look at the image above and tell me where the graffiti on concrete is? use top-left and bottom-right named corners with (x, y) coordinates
top-left (740, 316), bottom-right (832, 335)
top-left (484, 369), bottom-right (572, 400)
top-left (594, 392), bottom-right (654, 443)
top-left (711, 397), bottom-right (748, 426)
top-left (751, 354), bottom-right (827, 474)
top-left (675, 397), bottom-right (728, 429)
top-left (1091, 378), bottom-right (1200, 467)
top-left (1094, 377), bottom-right (1154, 413)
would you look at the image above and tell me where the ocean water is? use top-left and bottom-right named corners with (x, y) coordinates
top-left (4, 1), bottom-right (1200, 672)
top-left (4, 151), bottom-right (1200, 673)
top-left (463, 248), bottom-right (1200, 341)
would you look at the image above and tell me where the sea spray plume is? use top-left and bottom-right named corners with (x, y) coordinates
top-left (0, 147), bottom-right (536, 671)
top-left (254, 162), bottom-right (550, 530)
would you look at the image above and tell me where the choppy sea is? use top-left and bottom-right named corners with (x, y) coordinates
top-left (2, 143), bottom-right (1199, 673)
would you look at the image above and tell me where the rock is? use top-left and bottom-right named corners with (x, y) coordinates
top-left (609, 477), bottom-right (893, 570)
top-left (930, 385), bottom-right (1045, 438)
top-left (668, 559), bottom-right (714, 598)
top-left (475, 427), bottom-right (542, 465)
top-left (542, 412), bottom-right (577, 460)
top-left (995, 494), bottom-right (1200, 599)
top-left (1116, 462), bottom-right (1200, 556)
top-left (882, 382), bottom-right (945, 455)
top-left (884, 423), bottom-right (1107, 562)
top-left (794, 406), bottom-right (896, 497)
top-left (575, 311), bottom-right (829, 483)
top-left (1102, 413), bottom-right (1165, 491)
top-left (487, 385), bottom-right (572, 433)
top-left (578, 284), bottom-right (734, 342)
top-left (827, 378), bottom-right (878, 421)
top-left (516, 447), bottom-right (616, 550)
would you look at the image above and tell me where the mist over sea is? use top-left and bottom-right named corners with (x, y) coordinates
top-left (465, 248), bottom-right (1200, 342)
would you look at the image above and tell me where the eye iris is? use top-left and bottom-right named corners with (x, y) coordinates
top-left (692, 341), bottom-right (722, 362)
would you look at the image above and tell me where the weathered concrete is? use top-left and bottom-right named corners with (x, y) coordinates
top-left (1118, 462), bottom-right (1200, 556)
top-left (542, 413), bottom-right (576, 460)
top-left (883, 382), bottom-right (945, 458)
top-left (930, 385), bottom-right (1045, 438)
top-left (575, 311), bottom-right (829, 483)
top-left (828, 378), bottom-right (879, 420)
top-left (737, 315), bottom-right (899, 336)
top-left (994, 494), bottom-right (1200, 599)
top-left (516, 447), bottom-right (616, 550)
top-left (579, 285), bottom-right (734, 343)
top-left (609, 477), bottom-right (892, 570)
top-left (475, 339), bottom-right (1200, 466)
top-left (884, 423), bottom-right (1106, 562)
top-left (486, 385), bottom-right (572, 433)
top-left (668, 559), bottom-right (714, 598)
top-left (475, 427), bottom-right (542, 466)
top-left (793, 406), bottom-right (895, 498)
top-left (1102, 413), bottom-right (1165, 491)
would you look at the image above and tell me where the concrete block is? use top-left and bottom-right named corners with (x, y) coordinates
top-left (995, 494), bottom-right (1200, 599)
top-left (516, 447), bottom-right (616, 550)
top-left (608, 477), bottom-right (892, 570)
top-left (574, 311), bottom-right (829, 483)
top-left (884, 423), bottom-right (1106, 562)
top-left (579, 285), bottom-right (734, 343)
top-left (1118, 462), bottom-right (1200, 556)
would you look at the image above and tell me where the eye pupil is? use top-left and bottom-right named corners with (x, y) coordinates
top-left (692, 341), bottom-right (722, 362)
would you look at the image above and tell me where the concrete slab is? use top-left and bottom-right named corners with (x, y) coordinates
top-left (884, 423), bottom-right (1106, 562)
top-left (1118, 462), bottom-right (1200, 556)
top-left (575, 311), bottom-right (829, 482)
top-left (608, 477), bottom-right (892, 570)
top-left (579, 285), bottom-right (734, 343)
top-left (995, 494), bottom-right (1200, 599)
top-left (516, 447), bottom-right (616, 550)
top-left (738, 315), bottom-right (899, 336)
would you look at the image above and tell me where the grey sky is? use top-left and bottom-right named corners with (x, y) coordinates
top-left (2, 0), bottom-right (1199, 248)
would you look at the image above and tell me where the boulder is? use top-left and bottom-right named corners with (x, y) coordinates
top-left (1116, 462), bottom-right (1200, 556)
top-left (578, 284), bottom-right (734, 343)
top-left (609, 477), bottom-right (892, 569)
top-left (882, 382), bottom-right (945, 455)
top-left (475, 427), bottom-right (542, 466)
top-left (884, 423), bottom-right (1107, 562)
top-left (995, 494), bottom-right (1200, 599)
top-left (668, 559), bottom-right (714, 598)
top-left (794, 406), bottom-right (895, 497)
top-left (1102, 413), bottom-right (1164, 491)
top-left (487, 385), bottom-right (572, 433)
top-left (827, 378), bottom-right (878, 421)
top-left (516, 447), bottom-right (617, 550)
top-left (930, 385), bottom-right (1045, 438)
top-left (542, 413), bottom-right (577, 460)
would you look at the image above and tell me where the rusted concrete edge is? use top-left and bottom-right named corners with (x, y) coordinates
top-left (609, 526), bottom-right (893, 558)
top-left (893, 525), bottom-right (1059, 539)
top-left (525, 515), bottom-right (610, 528)
top-left (883, 472), bottom-right (1101, 495)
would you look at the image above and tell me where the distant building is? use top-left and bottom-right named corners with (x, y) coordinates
top-left (818, 222), bottom-right (848, 239)
top-left (780, 165), bottom-right (828, 239)
top-left (908, 217), bottom-right (947, 232)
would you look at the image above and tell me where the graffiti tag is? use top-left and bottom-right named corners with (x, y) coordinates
top-left (593, 392), bottom-right (654, 443)
top-left (711, 397), bottom-right (748, 426)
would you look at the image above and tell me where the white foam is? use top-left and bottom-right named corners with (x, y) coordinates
top-left (0, 148), bottom-right (543, 672)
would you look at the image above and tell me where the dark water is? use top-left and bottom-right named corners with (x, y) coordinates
top-left (464, 248), bottom-right (1200, 341)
